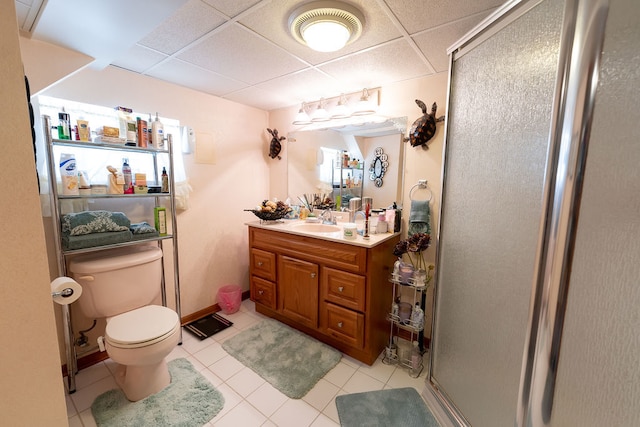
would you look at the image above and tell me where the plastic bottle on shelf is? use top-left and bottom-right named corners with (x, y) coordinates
top-left (122, 158), bottom-right (133, 194)
top-left (136, 117), bottom-right (148, 147)
top-left (152, 112), bottom-right (164, 149)
top-left (57, 110), bottom-right (71, 140)
top-left (411, 341), bottom-right (422, 374)
top-left (161, 167), bottom-right (169, 193)
top-left (411, 302), bottom-right (424, 330)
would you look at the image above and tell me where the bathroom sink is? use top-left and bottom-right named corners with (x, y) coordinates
top-left (292, 223), bottom-right (342, 233)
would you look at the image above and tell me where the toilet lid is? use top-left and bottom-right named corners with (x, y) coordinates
top-left (106, 305), bottom-right (179, 348)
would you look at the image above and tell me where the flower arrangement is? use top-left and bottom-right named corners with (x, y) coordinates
top-left (393, 233), bottom-right (434, 286)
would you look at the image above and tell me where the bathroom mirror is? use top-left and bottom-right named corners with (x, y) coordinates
top-left (287, 117), bottom-right (407, 210)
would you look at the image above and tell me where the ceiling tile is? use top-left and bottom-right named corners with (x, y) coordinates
top-left (319, 40), bottom-right (433, 90)
top-left (202, 0), bottom-right (264, 18)
top-left (146, 58), bottom-right (248, 96)
top-left (253, 69), bottom-right (347, 105)
top-left (111, 45), bottom-right (169, 73)
top-left (177, 24), bottom-right (308, 85)
top-left (383, 0), bottom-right (503, 33)
top-left (414, 14), bottom-right (490, 73)
top-left (239, 0), bottom-right (403, 65)
top-left (138, 0), bottom-right (227, 55)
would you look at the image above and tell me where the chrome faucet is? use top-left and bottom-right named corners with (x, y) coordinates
top-left (320, 209), bottom-right (336, 225)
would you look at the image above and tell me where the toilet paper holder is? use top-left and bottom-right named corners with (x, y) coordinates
top-left (50, 277), bottom-right (82, 305)
top-left (51, 287), bottom-right (75, 299)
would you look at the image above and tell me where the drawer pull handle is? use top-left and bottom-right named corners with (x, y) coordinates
top-left (311, 272), bottom-right (316, 278)
top-left (338, 286), bottom-right (344, 292)
top-left (257, 261), bottom-right (263, 266)
top-left (337, 321), bottom-right (343, 328)
top-left (258, 290), bottom-right (264, 295)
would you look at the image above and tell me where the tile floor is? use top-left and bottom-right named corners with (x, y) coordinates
top-left (65, 299), bottom-right (429, 426)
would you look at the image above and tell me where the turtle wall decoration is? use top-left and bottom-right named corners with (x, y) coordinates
top-left (267, 128), bottom-right (285, 160)
top-left (406, 99), bottom-right (445, 149)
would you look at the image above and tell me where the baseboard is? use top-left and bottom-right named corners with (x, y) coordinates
top-left (62, 290), bottom-right (251, 376)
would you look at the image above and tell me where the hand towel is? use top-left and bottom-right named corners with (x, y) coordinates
top-left (61, 210), bottom-right (131, 236)
top-left (408, 199), bottom-right (431, 237)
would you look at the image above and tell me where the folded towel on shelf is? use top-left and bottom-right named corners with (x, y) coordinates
top-left (130, 222), bottom-right (157, 235)
top-left (62, 230), bottom-right (132, 250)
top-left (61, 211), bottom-right (131, 236)
top-left (408, 199), bottom-right (431, 237)
top-left (130, 222), bottom-right (160, 240)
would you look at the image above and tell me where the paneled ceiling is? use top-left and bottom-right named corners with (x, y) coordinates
top-left (15, 0), bottom-right (505, 111)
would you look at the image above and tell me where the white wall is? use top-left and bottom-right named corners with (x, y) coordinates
top-left (0, 2), bottom-right (68, 425)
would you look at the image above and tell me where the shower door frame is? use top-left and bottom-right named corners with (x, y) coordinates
top-left (423, 0), bottom-right (610, 426)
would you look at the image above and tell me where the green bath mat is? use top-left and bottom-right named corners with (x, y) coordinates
top-left (222, 319), bottom-right (341, 398)
top-left (91, 358), bottom-right (223, 427)
top-left (336, 387), bottom-right (440, 427)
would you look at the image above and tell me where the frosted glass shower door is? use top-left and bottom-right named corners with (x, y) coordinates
top-left (549, 1), bottom-right (640, 425)
top-left (431, 0), bottom-right (563, 425)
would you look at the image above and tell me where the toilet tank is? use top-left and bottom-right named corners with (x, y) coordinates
top-left (68, 245), bottom-right (163, 318)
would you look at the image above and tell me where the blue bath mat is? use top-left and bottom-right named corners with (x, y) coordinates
top-left (91, 358), bottom-right (223, 426)
top-left (336, 387), bottom-right (440, 427)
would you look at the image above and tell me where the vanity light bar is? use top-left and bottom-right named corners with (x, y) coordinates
top-left (293, 87), bottom-right (380, 126)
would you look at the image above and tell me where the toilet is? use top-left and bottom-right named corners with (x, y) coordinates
top-left (69, 245), bottom-right (180, 402)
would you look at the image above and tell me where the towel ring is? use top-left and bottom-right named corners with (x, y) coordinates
top-left (409, 180), bottom-right (432, 202)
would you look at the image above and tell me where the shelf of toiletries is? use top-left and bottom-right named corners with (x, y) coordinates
top-left (51, 137), bottom-right (170, 154)
top-left (382, 275), bottom-right (426, 377)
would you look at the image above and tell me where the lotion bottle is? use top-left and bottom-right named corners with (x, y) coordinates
top-left (152, 112), bottom-right (164, 149)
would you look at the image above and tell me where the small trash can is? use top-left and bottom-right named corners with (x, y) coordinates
top-left (217, 284), bottom-right (242, 314)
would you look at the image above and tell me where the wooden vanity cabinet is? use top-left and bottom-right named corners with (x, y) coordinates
top-left (248, 226), bottom-right (399, 365)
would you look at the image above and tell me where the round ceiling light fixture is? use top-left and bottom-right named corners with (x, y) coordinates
top-left (289, 1), bottom-right (365, 53)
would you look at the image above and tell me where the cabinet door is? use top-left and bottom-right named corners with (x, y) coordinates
top-left (321, 302), bottom-right (364, 348)
top-left (250, 248), bottom-right (276, 281)
top-left (251, 276), bottom-right (276, 310)
top-left (321, 267), bottom-right (365, 312)
top-left (278, 255), bottom-right (319, 328)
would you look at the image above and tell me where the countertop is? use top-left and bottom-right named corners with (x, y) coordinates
top-left (245, 219), bottom-right (400, 248)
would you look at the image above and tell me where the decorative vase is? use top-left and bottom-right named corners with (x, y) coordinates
top-left (398, 262), bottom-right (414, 283)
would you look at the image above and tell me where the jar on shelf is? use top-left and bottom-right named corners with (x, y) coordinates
top-left (398, 262), bottom-right (414, 283)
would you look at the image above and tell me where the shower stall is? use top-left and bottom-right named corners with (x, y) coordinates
top-left (426, 0), bottom-right (640, 426)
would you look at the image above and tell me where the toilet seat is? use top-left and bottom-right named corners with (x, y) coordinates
top-left (106, 305), bottom-right (179, 349)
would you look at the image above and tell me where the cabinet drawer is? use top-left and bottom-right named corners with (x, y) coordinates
top-left (250, 248), bottom-right (276, 281)
top-left (322, 267), bottom-right (365, 312)
top-left (321, 302), bottom-right (364, 349)
top-left (251, 276), bottom-right (276, 310)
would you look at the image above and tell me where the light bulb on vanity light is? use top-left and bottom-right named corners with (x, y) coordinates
top-left (331, 94), bottom-right (350, 119)
top-left (292, 103), bottom-right (312, 125)
top-left (310, 99), bottom-right (330, 122)
top-left (351, 88), bottom-right (377, 116)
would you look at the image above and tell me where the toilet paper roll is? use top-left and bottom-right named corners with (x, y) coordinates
top-left (51, 277), bottom-right (82, 305)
